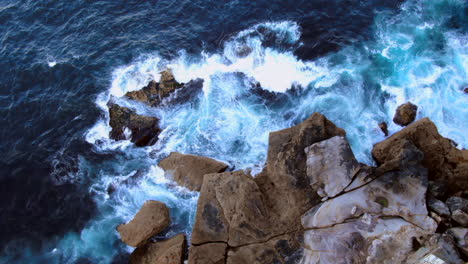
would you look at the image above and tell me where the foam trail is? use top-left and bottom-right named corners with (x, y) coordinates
top-left (10, 0), bottom-right (466, 262)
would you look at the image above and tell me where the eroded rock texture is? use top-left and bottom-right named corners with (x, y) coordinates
top-left (188, 243), bottom-right (227, 264)
top-left (159, 152), bottom-right (228, 191)
top-left (117, 112), bottom-right (466, 264)
top-left (108, 103), bottom-right (161, 147)
top-left (302, 215), bottom-right (431, 264)
top-left (393, 101), bottom-right (418, 126)
top-left (372, 118), bottom-right (468, 194)
top-left (117, 200), bottom-right (170, 247)
top-left (125, 69), bottom-right (204, 107)
top-left (129, 234), bottom-right (185, 264)
top-left (305, 135), bottom-right (359, 198)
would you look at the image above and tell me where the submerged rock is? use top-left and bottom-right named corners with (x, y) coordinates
top-left (117, 200), bottom-right (170, 247)
top-left (393, 102), bottom-right (418, 126)
top-left (158, 152), bottom-right (228, 191)
top-left (108, 103), bottom-right (161, 147)
top-left (129, 234), bottom-right (185, 264)
top-left (372, 118), bottom-right (468, 193)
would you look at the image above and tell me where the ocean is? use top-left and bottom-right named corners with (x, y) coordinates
top-left (0, 0), bottom-right (466, 263)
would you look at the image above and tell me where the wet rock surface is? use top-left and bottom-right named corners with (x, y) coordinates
top-left (125, 69), bottom-right (204, 107)
top-left (117, 200), bottom-right (170, 247)
top-left (108, 103), bottom-right (161, 147)
top-left (117, 112), bottom-right (467, 263)
top-left (379, 121), bottom-right (389, 136)
top-left (393, 102), bottom-right (418, 126)
top-left (125, 69), bottom-right (184, 106)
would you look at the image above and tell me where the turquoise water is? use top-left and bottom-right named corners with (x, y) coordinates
top-left (1, 0), bottom-right (466, 263)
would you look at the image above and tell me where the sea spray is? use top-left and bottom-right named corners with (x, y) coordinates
top-left (3, 0), bottom-right (466, 262)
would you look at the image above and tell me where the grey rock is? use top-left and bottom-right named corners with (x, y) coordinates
top-left (304, 136), bottom-right (359, 198)
top-left (427, 196), bottom-right (451, 217)
top-left (428, 181), bottom-right (449, 200)
top-left (452, 210), bottom-right (468, 227)
top-left (447, 227), bottom-right (468, 255)
top-left (446, 197), bottom-right (468, 213)
top-left (406, 234), bottom-right (464, 264)
top-left (301, 214), bottom-right (432, 264)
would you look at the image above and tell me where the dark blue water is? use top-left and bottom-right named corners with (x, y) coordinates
top-left (1, 0), bottom-right (466, 263)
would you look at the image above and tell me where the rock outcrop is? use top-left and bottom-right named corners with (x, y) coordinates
top-left (107, 70), bottom-right (205, 147)
top-left (125, 69), bottom-right (204, 107)
top-left (117, 200), bottom-right (170, 247)
top-left (108, 103), bottom-right (161, 147)
top-left (125, 69), bottom-right (183, 106)
top-left (393, 102), bottom-right (418, 126)
top-left (372, 118), bottom-right (468, 194)
top-left (188, 243), bottom-right (227, 264)
top-left (117, 112), bottom-right (467, 263)
top-left (129, 234), bottom-right (185, 264)
top-left (186, 112), bottom-right (468, 263)
top-left (379, 121), bottom-right (389, 136)
top-left (159, 152), bottom-right (228, 191)
top-left (302, 215), bottom-right (430, 264)
top-left (305, 135), bottom-right (359, 198)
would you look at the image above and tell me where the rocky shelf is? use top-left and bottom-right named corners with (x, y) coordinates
top-left (109, 72), bottom-right (468, 264)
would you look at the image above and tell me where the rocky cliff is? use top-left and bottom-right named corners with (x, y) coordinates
top-left (111, 76), bottom-right (468, 263)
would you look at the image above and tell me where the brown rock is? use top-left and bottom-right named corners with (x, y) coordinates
top-left (117, 200), bottom-right (170, 247)
top-left (191, 113), bottom-right (346, 248)
top-left (130, 234), bottom-right (185, 264)
top-left (125, 69), bottom-right (184, 106)
top-left (191, 171), bottom-right (277, 246)
top-left (108, 103), bottom-right (161, 147)
top-left (188, 243), bottom-right (227, 264)
top-left (159, 152), bottom-right (228, 191)
top-left (393, 102), bottom-right (418, 126)
top-left (226, 232), bottom-right (303, 264)
top-left (372, 118), bottom-right (468, 193)
top-left (379, 122), bottom-right (389, 136)
top-left (159, 69), bottom-right (183, 98)
top-left (255, 112), bottom-right (346, 235)
top-left (126, 80), bottom-right (158, 105)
